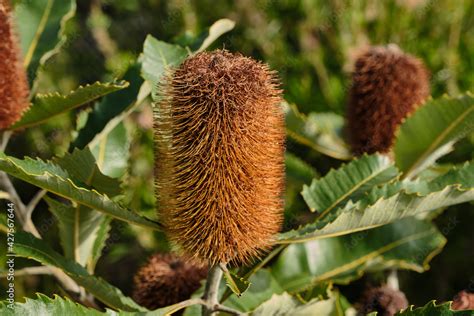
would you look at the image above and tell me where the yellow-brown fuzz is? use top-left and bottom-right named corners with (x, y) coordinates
top-left (0, 0), bottom-right (29, 129)
top-left (154, 50), bottom-right (285, 265)
top-left (132, 253), bottom-right (207, 310)
top-left (347, 45), bottom-right (430, 155)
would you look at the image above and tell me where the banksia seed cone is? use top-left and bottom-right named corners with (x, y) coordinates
top-left (356, 286), bottom-right (409, 316)
top-left (0, 0), bottom-right (29, 129)
top-left (155, 50), bottom-right (285, 265)
top-left (452, 291), bottom-right (474, 310)
top-left (347, 45), bottom-right (430, 155)
top-left (132, 253), bottom-right (207, 310)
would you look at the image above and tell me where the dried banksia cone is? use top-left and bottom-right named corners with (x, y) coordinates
top-left (347, 45), bottom-right (430, 155)
top-left (0, 0), bottom-right (29, 129)
top-left (356, 286), bottom-right (409, 316)
top-left (155, 50), bottom-right (285, 265)
top-left (452, 291), bottom-right (474, 310)
top-left (132, 253), bottom-right (207, 310)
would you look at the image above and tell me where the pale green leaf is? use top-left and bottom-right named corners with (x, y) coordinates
top-left (195, 19), bottom-right (235, 52)
top-left (285, 103), bottom-right (351, 160)
top-left (14, 0), bottom-right (76, 77)
top-left (11, 81), bottom-right (130, 130)
top-left (223, 270), bottom-right (251, 297)
top-left (0, 153), bottom-right (161, 230)
top-left (140, 35), bottom-right (188, 99)
top-left (272, 218), bottom-right (445, 292)
top-left (395, 93), bottom-right (474, 178)
top-left (302, 154), bottom-right (398, 215)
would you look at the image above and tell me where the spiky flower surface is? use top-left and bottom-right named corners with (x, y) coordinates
top-left (0, 0), bottom-right (29, 129)
top-left (347, 45), bottom-right (430, 155)
top-left (132, 253), bottom-right (207, 310)
top-left (356, 286), bottom-right (409, 316)
top-left (155, 50), bottom-right (285, 265)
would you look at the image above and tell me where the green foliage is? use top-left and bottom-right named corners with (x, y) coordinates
top-left (395, 93), bottom-right (474, 178)
top-left (397, 301), bottom-right (473, 315)
top-left (273, 218), bottom-right (445, 292)
top-left (14, 0), bottom-right (76, 79)
top-left (0, 152), bottom-right (160, 229)
top-left (285, 103), bottom-right (351, 160)
top-left (11, 81), bottom-right (129, 130)
top-left (13, 232), bottom-right (147, 312)
top-left (302, 154), bottom-right (398, 215)
top-left (223, 269), bottom-right (251, 297)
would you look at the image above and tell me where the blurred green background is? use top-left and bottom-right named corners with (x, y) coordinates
top-left (3, 0), bottom-right (474, 307)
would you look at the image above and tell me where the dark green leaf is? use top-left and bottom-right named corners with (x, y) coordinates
top-left (397, 301), bottom-right (473, 315)
top-left (0, 152), bottom-right (161, 230)
top-left (223, 269), bottom-right (251, 297)
top-left (11, 81), bottom-right (129, 130)
top-left (13, 232), bottom-right (147, 312)
top-left (394, 93), bottom-right (474, 178)
top-left (273, 219), bottom-right (445, 292)
top-left (302, 154), bottom-right (398, 215)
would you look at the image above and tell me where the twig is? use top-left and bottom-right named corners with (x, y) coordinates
top-left (202, 265), bottom-right (223, 316)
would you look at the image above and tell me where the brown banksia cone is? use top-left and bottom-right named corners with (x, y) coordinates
top-left (132, 253), bottom-right (207, 310)
top-left (347, 45), bottom-right (430, 155)
top-left (356, 285), bottom-right (409, 316)
top-left (0, 0), bottom-right (30, 129)
top-left (154, 50), bottom-right (285, 265)
top-left (452, 291), bottom-right (474, 310)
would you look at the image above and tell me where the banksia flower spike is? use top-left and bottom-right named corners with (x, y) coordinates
top-left (155, 50), bottom-right (285, 265)
top-left (0, 0), bottom-right (30, 129)
top-left (356, 285), bottom-right (409, 316)
top-left (452, 291), bottom-right (474, 310)
top-left (132, 253), bottom-right (207, 310)
top-left (347, 45), bottom-right (430, 155)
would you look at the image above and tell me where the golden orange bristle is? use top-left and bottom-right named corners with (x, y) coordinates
top-left (0, 0), bottom-right (30, 129)
top-left (132, 253), bottom-right (207, 310)
top-left (154, 50), bottom-right (285, 265)
top-left (347, 45), bottom-right (430, 155)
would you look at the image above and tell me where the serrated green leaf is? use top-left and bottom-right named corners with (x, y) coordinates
top-left (251, 292), bottom-right (340, 316)
top-left (140, 35), bottom-right (188, 99)
top-left (0, 152), bottom-right (161, 230)
top-left (0, 293), bottom-right (122, 315)
top-left (397, 300), bottom-right (473, 315)
top-left (285, 103), bottom-right (351, 160)
top-left (223, 269), bottom-right (251, 297)
top-left (272, 218), bottom-right (445, 292)
top-left (13, 232), bottom-right (147, 312)
top-left (72, 64), bottom-right (142, 149)
top-left (194, 19), bottom-right (235, 52)
top-left (56, 148), bottom-right (121, 197)
top-left (14, 0), bottom-right (76, 79)
top-left (278, 168), bottom-right (474, 243)
top-left (89, 215), bottom-right (112, 272)
top-left (302, 154), bottom-right (398, 216)
top-left (11, 81), bottom-right (129, 130)
top-left (395, 93), bottom-right (474, 178)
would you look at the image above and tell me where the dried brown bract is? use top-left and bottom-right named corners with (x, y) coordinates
top-left (0, 0), bottom-right (29, 129)
top-left (356, 285), bottom-right (409, 316)
top-left (347, 45), bottom-right (430, 155)
top-left (132, 253), bottom-right (207, 310)
top-left (154, 50), bottom-right (285, 265)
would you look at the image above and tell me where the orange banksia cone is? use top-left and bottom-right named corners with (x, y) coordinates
top-left (0, 0), bottom-right (29, 129)
top-left (347, 45), bottom-right (430, 155)
top-left (154, 50), bottom-right (285, 265)
top-left (132, 253), bottom-right (207, 310)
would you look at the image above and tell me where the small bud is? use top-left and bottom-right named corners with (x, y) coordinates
top-left (0, 0), bottom-right (30, 129)
top-left (155, 50), bottom-right (285, 265)
top-left (132, 253), bottom-right (207, 310)
top-left (356, 285), bottom-right (409, 316)
top-left (347, 45), bottom-right (430, 155)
